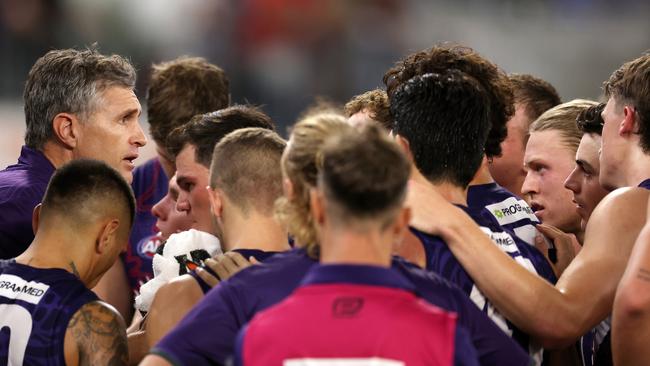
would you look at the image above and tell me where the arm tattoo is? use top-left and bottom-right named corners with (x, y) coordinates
top-left (68, 301), bottom-right (128, 366)
top-left (637, 268), bottom-right (650, 282)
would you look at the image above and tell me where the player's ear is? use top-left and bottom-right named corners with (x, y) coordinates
top-left (309, 188), bottom-right (326, 226)
top-left (620, 105), bottom-right (637, 135)
top-left (391, 207), bottom-right (411, 240)
top-left (96, 219), bottom-right (120, 254)
top-left (31, 204), bottom-right (42, 234)
top-left (393, 134), bottom-right (415, 161)
top-left (283, 178), bottom-right (295, 200)
top-left (52, 112), bottom-right (82, 149)
top-left (207, 186), bottom-right (223, 219)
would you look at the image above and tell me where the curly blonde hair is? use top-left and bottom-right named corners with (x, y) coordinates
top-left (275, 113), bottom-right (350, 257)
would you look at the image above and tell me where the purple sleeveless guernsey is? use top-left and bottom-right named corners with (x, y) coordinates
top-left (0, 260), bottom-right (98, 365)
top-left (152, 249), bottom-right (531, 366)
top-left (413, 204), bottom-right (556, 365)
top-left (467, 183), bottom-right (539, 245)
top-left (235, 264), bottom-right (479, 366)
top-left (124, 158), bottom-right (168, 295)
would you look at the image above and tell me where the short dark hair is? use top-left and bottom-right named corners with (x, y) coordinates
top-left (383, 44), bottom-right (513, 158)
top-left (576, 103), bottom-right (605, 136)
top-left (147, 56), bottom-right (230, 150)
top-left (23, 47), bottom-right (136, 150)
top-left (318, 123), bottom-right (409, 224)
top-left (40, 159), bottom-right (136, 227)
top-left (210, 128), bottom-right (286, 216)
top-left (344, 89), bottom-right (392, 130)
top-left (509, 73), bottom-right (561, 122)
top-left (167, 105), bottom-right (275, 168)
top-left (603, 53), bottom-right (650, 152)
top-left (391, 70), bottom-right (490, 188)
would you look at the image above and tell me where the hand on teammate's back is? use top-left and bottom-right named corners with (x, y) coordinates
top-left (196, 251), bottom-right (254, 288)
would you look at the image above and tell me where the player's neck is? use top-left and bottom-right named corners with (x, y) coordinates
top-left (469, 157), bottom-right (495, 186)
top-left (16, 232), bottom-right (90, 283)
top-left (319, 226), bottom-right (392, 268)
top-left (222, 211), bottom-right (289, 253)
top-left (411, 169), bottom-right (467, 206)
top-left (622, 148), bottom-right (650, 187)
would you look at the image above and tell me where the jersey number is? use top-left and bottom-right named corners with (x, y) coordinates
top-left (0, 304), bottom-right (32, 366)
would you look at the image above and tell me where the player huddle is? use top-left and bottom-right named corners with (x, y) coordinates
top-left (0, 43), bottom-right (649, 366)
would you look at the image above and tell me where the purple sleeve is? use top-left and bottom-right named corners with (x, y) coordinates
top-left (453, 326), bottom-right (480, 366)
top-left (232, 324), bottom-right (248, 366)
top-left (152, 280), bottom-right (245, 365)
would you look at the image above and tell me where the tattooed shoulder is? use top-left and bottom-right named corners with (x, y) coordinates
top-left (67, 301), bottom-right (128, 366)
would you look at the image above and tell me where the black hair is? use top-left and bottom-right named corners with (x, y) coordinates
top-left (391, 70), bottom-right (490, 187)
top-left (41, 159), bottom-right (136, 226)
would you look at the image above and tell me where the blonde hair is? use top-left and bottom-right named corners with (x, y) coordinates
top-left (275, 113), bottom-right (350, 257)
top-left (529, 99), bottom-right (598, 152)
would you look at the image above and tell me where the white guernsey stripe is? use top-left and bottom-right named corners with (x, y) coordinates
top-left (285, 358), bottom-right (404, 366)
top-left (0, 274), bottom-right (50, 305)
top-left (514, 224), bottom-right (538, 246)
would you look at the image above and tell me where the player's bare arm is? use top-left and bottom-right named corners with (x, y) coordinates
top-left (145, 252), bottom-right (252, 350)
top-left (612, 195), bottom-right (650, 366)
top-left (64, 301), bottom-right (129, 366)
top-left (408, 179), bottom-right (648, 348)
top-left (144, 275), bottom-right (204, 350)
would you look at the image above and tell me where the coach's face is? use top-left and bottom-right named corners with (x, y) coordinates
top-left (74, 86), bottom-right (146, 183)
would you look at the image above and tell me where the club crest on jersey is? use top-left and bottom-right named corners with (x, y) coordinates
top-left (138, 235), bottom-right (163, 258)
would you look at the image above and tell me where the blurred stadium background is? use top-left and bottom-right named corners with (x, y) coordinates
top-left (1, 0), bottom-right (648, 168)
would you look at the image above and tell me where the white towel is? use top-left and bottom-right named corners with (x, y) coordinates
top-left (135, 229), bottom-right (222, 312)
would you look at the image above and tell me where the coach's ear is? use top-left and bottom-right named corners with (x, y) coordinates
top-left (52, 112), bottom-right (81, 149)
top-left (32, 204), bottom-right (42, 234)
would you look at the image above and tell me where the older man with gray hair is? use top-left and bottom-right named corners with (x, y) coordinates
top-left (0, 47), bottom-right (147, 259)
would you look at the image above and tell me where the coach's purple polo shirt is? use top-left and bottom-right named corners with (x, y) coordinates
top-left (0, 146), bottom-right (55, 259)
top-left (151, 248), bottom-right (531, 366)
top-left (235, 264), bottom-right (480, 366)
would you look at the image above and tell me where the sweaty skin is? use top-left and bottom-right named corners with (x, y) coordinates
top-left (64, 301), bottom-right (128, 366)
top-left (612, 196), bottom-right (650, 366)
top-left (407, 178), bottom-right (647, 348)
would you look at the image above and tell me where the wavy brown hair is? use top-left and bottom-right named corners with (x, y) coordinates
top-left (383, 44), bottom-right (514, 158)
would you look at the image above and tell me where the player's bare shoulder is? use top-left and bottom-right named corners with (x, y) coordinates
top-left (64, 300), bottom-right (128, 366)
top-left (591, 186), bottom-right (649, 223)
top-left (585, 186), bottom-right (649, 249)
